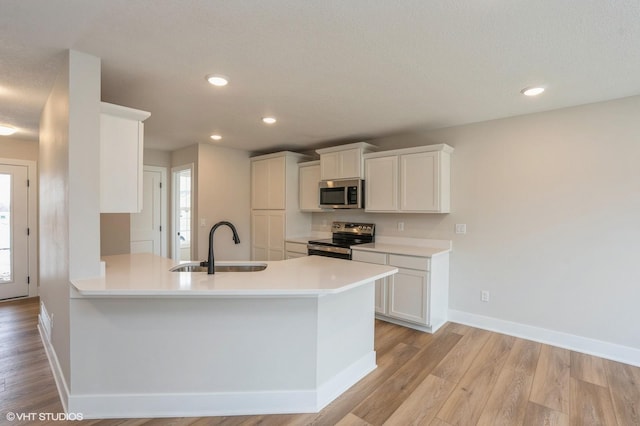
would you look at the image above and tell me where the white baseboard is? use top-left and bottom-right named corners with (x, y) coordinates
top-left (37, 324), bottom-right (70, 411)
top-left (316, 351), bottom-right (376, 409)
top-left (448, 309), bottom-right (640, 367)
top-left (67, 351), bottom-right (377, 419)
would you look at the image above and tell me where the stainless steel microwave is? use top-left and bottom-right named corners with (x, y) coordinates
top-left (319, 179), bottom-right (364, 209)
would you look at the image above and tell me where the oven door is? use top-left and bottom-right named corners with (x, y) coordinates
top-left (307, 244), bottom-right (352, 260)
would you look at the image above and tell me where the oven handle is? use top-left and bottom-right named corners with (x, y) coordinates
top-left (306, 244), bottom-right (351, 255)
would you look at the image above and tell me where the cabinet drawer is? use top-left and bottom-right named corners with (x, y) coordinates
top-left (285, 242), bottom-right (308, 254)
top-left (352, 250), bottom-right (387, 265)
top-left (388, 254), bottom-right (429, 271)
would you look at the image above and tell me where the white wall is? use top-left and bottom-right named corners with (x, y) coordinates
top-left (0, 137), bottom-right (38, 161)
top-left (196, 143), bottom-right (251, 261)
top-left (39, 50), bottom-right (102, 386)
top-left (313, 95), bottom-right (640, 352)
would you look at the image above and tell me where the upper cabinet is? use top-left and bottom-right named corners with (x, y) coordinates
top-left (364, 144), bottom-right (454, 213)
top-left (100, 102), bottom-right (151, 213)
top-left (251, 154), bottom-right (287, 210)
top-left (316, 142), bottom-right (377, 180)
top-left (298, 160), bottom-right (323, 212)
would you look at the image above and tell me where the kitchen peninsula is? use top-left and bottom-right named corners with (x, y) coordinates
top-left (63, 254), bottom-right (397, 419)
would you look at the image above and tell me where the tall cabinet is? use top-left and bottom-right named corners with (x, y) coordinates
top-left (251, 152), bottom-right (311, 261)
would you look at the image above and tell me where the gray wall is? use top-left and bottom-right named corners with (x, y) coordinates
top-left (39, 50), bottom-right (102, 387)
top-left (313, 95), bottom-right (640, 351)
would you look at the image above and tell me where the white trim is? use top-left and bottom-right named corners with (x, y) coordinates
top-left (171, 164), bottom-right (195, 262)
top-left (140, 165), bottom-right (168, 257)
top-left (448, 309), bottom-right (640, 367)
top-left (66, 351), bottom-right (376, 419)
top-left (38, 324), bottom-right (70, 412)
top-left (0, 158), bottom-right (38, 297)
top-left (316, 351), bottom-right (376, 409)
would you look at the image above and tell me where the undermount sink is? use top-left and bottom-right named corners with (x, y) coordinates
top-left (170, 263), bottom-right (267, 273)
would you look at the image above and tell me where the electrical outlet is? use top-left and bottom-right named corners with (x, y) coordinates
top-left (455, 224), bottom-right (467, 234)
top-left (398, 222), bottom-right (404, 231)
top-left (481, 291), bottom-right (490, 302)
top-left (200, 218), bottom-right (206, 227)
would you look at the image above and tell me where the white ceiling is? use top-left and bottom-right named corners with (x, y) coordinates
top-left (1, 1), bottom-right (639, 153)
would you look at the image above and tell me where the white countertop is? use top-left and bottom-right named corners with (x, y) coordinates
top-left (351, 237), bottom-right (452, 258)
top-left (71, 253), bottom-right (397, 298)
top-left (285, 232), bottom-right (331, 245)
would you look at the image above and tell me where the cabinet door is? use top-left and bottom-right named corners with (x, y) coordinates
top-left (400, 152), bottom-right (439, 212)
top-left (267, 156), bottom-right (286, 209)
top-left (338, 148), bottom-right (361, 179)
top-left (320, 152), bottom-right (340, 180)
top-left (251, 159), bottom-right (269, 209)
top-left (251, 211), bottom-right (269, 261)
top-left (374, 278), bottom-right (388, 314)
top-left (388, 268), bottom-right (429, 325)
top-left (267, 211), bottom-right (285, 260)
top-left (100, 114), bottom-right (143, 213)
top-left (352, 250), bottom-right (388, 314)
top-left (299, 164), bottom-right (321, 211)
top-left (365, 156), bottom-right (398, 212)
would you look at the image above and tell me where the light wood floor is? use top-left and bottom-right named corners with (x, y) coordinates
top-left (1, 297), bottom-right (638, 425)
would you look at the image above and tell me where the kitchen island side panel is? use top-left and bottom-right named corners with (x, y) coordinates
top-left (69, 296), bottom-right (319, 394)
top-left (316, 282), bottom-right (376, 387)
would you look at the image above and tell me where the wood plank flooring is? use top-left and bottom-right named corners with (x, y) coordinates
top-left (1, 297), bottom-right (639, 425)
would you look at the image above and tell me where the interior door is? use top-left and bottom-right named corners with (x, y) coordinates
top-left (130, 168), bottom-right (162, 255)
top-left (0, 164), bottom-right (29, 300)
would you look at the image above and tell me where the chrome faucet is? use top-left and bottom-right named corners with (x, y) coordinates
top-left (201, 221), bottom-right (241, 274)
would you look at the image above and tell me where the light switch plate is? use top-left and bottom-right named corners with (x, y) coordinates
top-left (455, 224), bottom-right (467, 234)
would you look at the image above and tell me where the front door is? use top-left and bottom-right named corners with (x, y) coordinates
top-left (0, 164), bottom-right (29, 300)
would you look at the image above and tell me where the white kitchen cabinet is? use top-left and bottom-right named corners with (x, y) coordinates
top-left (388, 268), bottom-right (429, 325)
top-left (298, 161), bottom-right (322, 211)
top-left (251, 155), bottom-right (286, 210)
top-left (352, 247), bottom-right (449, 333)
top-left (352, 250), bottom-right (388, 315)
top-left (316, 142), bottom-right (376, 180)
top-left (99, 102), bottom-right (150, 213)
top-left (250, 152), bottom-right (311, 261)
top-left (364, 144), bottom-right (453, 213)
top-left (285, 241), bottom-right (308, 259)
top-left (251, 210), bottom-right (285, 261)
top-left (364, 155), bottom-right (398, 211)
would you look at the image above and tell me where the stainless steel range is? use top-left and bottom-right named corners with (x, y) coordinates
top-left (307, 221), bottom-right (375, 260)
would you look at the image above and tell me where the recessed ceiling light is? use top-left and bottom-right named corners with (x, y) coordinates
top-left (262, 117), bottom-right (277, 124)
top-left (0, 125), bottom-right (17, 136)
top-left (521, 87), bottom-right (545, 96)
top-left (210, 134), bottom-right (222, 141)
top-left (206, 75), bottom-right (229, 87)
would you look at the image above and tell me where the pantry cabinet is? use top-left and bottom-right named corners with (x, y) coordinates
top-left (364, 144), bottom-right (453, 213)
top-left (316, 142), bottom-right (377, 180)
top-left (99, 102), bottom-right (150, 213)
top-left (250, 152), bottom-right (311, 261)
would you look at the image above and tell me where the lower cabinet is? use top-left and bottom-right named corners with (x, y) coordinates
top-left (352, 249), bottom-right (449, 333)
top-left (388, 268), bottom-right (428, 325)
top-left (251, 210), bottom-right (285, 261)
top-left (285, 241), bottom-right (308, 259)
